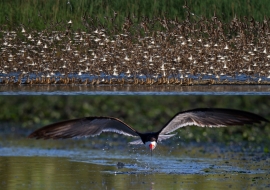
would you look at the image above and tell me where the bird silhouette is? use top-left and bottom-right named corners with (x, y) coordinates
top-left (28, 108), bottom-right (268, 156)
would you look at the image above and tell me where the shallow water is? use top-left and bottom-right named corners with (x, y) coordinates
top-left (0, 134), bottom-right (269, 190)
top-left (0, 84), bottom-right (270, 95)
top-left (0, 155), bottom-right (269, 190)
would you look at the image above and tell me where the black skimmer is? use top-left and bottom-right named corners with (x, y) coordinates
top-left (28, 108), bottom-right (268, 155)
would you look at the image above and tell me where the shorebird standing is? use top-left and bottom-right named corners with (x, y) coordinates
top-left (28, 108), bottom-right (268, 156)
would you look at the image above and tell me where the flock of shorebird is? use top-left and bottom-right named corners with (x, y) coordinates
top-left (1, 10), bottom-right (270, 85)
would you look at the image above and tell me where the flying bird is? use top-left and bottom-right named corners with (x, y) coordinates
top-left (28, 108), bottom-right (268, 155)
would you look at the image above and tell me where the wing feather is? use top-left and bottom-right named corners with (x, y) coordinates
top-left (159, 108), bottom-right (268, 135)
top-left (158, 134), bottom-right (176, 142)
top-left (28, 117), bottom-right (139, 139)
top-left (129, 139), bottom-right (144, 145)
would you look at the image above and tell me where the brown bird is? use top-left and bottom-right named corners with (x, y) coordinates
top-left (28, 108), bottom-right (268, 156)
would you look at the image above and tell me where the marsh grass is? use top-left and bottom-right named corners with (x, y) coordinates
top-left (1, 0), bottom-right (270, 30)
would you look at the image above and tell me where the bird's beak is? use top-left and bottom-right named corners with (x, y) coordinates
top-left (149, 143), bottom-right (154, 157)
top-left (149, 143), bottom-right (155, 150)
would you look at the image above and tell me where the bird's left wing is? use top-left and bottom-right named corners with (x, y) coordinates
top-left (28, 117), bottom-right (139, 139)
top-left (159, 108), bottom-right (268, 135)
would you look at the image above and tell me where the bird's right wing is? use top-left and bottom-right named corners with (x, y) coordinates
top-left (28, 117), bottom-right (139, 139)
top-left (159, 108), bottom-right (268, 135)
top-left (158, 134), bottom-right (176, 142)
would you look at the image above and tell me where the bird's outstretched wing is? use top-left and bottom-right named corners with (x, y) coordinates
top-left (28, 117), bottom-right (139, 139)
top-left (159, 108), bottom-right (268, 135)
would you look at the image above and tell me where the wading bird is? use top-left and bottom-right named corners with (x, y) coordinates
top-left (28, 108), bottom-right (268, 156)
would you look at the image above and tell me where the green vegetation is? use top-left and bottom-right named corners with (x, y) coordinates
top-left (1, 96), bottom-right (269, 144)
top-left (1, 0), bottom-right (270, 30)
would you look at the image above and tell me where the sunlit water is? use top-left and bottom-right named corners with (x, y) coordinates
top-left (0, 134), bottom-right (269, 190)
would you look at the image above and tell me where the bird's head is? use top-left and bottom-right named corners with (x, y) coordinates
top-left (143, 135), bottom-right (157, 150)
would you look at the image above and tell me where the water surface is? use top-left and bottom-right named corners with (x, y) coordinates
top-left (0, 134), bottom-right (269, 190)
top-left (0, 84), bottom-right (270, 95)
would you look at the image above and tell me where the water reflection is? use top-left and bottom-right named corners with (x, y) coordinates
top-left (0, 154), bottom-right (269, 190)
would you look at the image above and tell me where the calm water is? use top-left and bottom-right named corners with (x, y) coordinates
top-left (0, 84), bottom-right (270, 95)
top-left (0, 133), bottom-right (269, 190)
